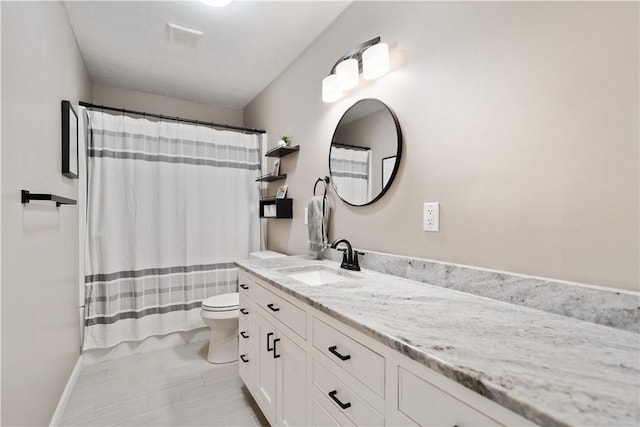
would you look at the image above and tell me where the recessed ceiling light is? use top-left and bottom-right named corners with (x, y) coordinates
top-left (201, 0), bottom-right (233, 7)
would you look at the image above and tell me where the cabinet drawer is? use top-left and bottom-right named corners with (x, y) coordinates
top-left (238, 297), bottom-right (253, 323)
top-left (311, 397), bottom-right (342, 427)
top-left (239, 316), bottom-right (253, 344)
top-left (398, 367), bottom-right (500, 427)
top-left (312, 359), bottom-right (383, 426)
top-left (252, 283), bottom-right (306, 339)
top-left (238, 271), bottom-right (255, 299)
top-left (238, 325), bottom-right (254, 389)
top-left (312, 317), bottom-right (385, 396)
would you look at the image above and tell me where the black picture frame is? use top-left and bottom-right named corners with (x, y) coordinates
top-left (61, 100), bottom-right (78, 179)
top-left (382, 155), bottom-right (396, 188)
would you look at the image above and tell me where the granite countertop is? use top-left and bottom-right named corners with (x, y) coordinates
top-left (236, 256), bottom-right (640, 427)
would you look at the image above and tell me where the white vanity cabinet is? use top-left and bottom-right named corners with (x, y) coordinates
top-left (238, 272), bottom-right (307, 427)
top-left (238, 270), bottom-right (536, 427)
top-left (253, 308), bottom-right (306, 426)
top-left (310, 317), bottom-right (386, 426)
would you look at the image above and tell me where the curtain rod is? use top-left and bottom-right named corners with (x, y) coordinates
top-left (332, 142), bottom-right (371, 151)
top-left (79, 101), bottom-right (266, 135)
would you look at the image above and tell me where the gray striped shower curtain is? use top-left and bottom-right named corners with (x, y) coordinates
top-left (83, 111), bottom-right (261, 350)
top-left (329, 146), bottom-right (371, 205)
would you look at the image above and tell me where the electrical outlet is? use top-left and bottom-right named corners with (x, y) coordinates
top-left (423, 202), bottom-right (439, 232)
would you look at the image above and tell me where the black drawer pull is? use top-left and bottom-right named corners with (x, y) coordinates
top-left (328, 390), bottom-right (351, 410)
top-left (240, 308), bottom-right (249, 315)
top-left (267, 303), bottom-right (280, 312)
top-left (240, 331), bottom-right (249, 339)
top-left (328, 346), bottom-right (351, 361)
top-left (267, 332), bottom-right (274, 352)
top-left (273, 338), bottom-right (281, 359)
top-left (240, 354), bottom-right (249, 363)
top-left (240, 283), bottom-right (249, 290)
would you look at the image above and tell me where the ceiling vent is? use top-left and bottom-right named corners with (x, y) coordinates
top-left (168, 23), bottom-right (203, 47)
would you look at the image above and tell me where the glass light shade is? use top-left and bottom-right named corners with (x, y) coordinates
top-left (362, 42), bottom-right (390, 80)
top-left (335, 58), bottom-right (359, 90)
top-left (322, 74), bottom-right (342, 103)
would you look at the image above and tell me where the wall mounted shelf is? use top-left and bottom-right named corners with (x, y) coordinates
top-left (256, 174), bottom-right (287, 183)
top-left (265, 145), bottom-right (300, 158)
top-left (256, 142), bottom-right (300, 220)
top-left (260, 198), bottom-right (293, 218)
top-left (21, 190), bottom-right (77, 207)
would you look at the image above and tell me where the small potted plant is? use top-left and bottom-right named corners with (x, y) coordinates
top-left (277, 135), bottom-right (291, 147)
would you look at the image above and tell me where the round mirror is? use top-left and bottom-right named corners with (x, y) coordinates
top-left (329, 99), bottom-right (402, 206)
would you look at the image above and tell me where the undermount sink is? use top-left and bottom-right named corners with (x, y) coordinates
top-left (278, 265), bottom-right (358, 286)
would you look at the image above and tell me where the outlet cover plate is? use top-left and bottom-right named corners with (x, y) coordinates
top-left (423, 202), bottom-right (439, 232)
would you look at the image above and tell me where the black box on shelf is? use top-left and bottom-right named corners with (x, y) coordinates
top-left (259, 198), bottom-right (293, 219)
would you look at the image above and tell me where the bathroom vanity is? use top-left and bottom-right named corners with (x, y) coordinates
top-left (235, 256), bottom-right (639, 427)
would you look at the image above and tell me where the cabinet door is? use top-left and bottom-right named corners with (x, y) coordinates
top-left (277, 332), bottom-right (307, 426)
top-left (254, 310), bottom-right (278, 423)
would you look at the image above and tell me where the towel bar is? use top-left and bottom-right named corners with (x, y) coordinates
top-left (21, 190), bottom-right (77, 207)
top-left (313, 176), bottom-right (330, 197)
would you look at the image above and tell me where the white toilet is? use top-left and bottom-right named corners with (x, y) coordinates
top-left (200, 292), bottom-right (239, 364)
top-left (200, 252), bottom-right (285, 363)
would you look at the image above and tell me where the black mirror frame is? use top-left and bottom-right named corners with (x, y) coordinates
top-left (329, 98), bottom-right (402, 207)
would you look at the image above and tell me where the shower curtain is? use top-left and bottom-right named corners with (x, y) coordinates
top-left (83, 111), bottom-right (261, 350)
top-left (330, 146), bottom-right (371, 205)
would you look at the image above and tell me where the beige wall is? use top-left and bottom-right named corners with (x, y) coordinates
top-left (1, 1), bottom-right (92, 425)
top-left (92, 83), bottom-right (243, 126)
top-left (244, 1), bottom-right (639, 291)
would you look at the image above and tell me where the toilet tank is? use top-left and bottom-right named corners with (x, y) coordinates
top-left (249, 250), bottom-right (286, 259)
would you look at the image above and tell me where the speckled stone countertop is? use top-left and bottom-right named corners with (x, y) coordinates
top-left (236, 256), bottom-right (640, 427)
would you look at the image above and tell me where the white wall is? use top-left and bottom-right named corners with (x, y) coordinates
top-left (92, 83), bottom-right (243, 126)
top-left (1, 1), bottom-right (91, 425)
top-left (244, 1), bottom-right (639, 291)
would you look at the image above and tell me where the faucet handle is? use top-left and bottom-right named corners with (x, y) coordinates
top-left (352, 251), bottom-right (365, 271)
top-left (336, 248), bottom-right (349, 269)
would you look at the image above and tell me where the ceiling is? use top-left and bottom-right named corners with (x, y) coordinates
top-left (63, 1), bottom-right (351, 109)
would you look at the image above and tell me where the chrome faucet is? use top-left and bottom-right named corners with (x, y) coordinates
top-left (330, 238), bottom-right (365, 271)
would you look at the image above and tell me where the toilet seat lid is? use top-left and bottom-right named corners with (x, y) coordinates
top-left (202, 292), bottom-right (239, 311)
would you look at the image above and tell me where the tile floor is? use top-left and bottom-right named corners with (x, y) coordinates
top-left (59, 341), bottom-right (269, 426)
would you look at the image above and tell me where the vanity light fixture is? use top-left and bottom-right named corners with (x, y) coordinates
top-left (322, 36), bottom-right (390, 103)
top-left (362, 42), bottom-right (390, 80)
top-left (336, 58), bottom-right (359, 90)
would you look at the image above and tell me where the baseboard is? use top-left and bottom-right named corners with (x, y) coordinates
top-left (49, 354), bottom-right (84, 426)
